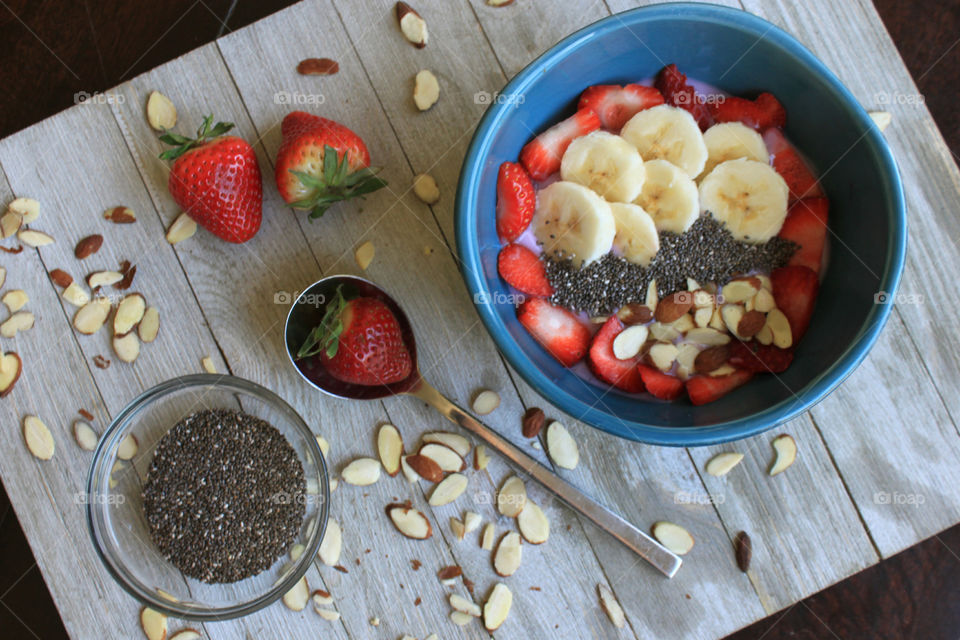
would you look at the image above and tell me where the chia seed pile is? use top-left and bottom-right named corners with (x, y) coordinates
top-left (142, 408), bottom-right (305, 583)
top-left (544, 215), bottom-right (798, 315)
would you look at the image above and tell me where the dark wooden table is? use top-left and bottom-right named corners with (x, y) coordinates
top-left (0, 1), bottom-right (957, 638)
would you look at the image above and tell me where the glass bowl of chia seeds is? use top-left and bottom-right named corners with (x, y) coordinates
top-left (85, 374), bottom-right (329, 620)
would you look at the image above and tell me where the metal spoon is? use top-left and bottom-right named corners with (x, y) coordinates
top-left (284, 275), bottom-right (681, 578)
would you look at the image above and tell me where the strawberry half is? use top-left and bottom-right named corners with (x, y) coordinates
top-left (772, 147), bottom-right (822, 202)
top-left (709, 92), bottom-right (786, 131)
top-left (577, 84), bottom-right (664, 131)
top-left (497, 244), bottom-right (554, 297)
top-left (779, 197), bottom-right (829, 274)
top-left (160, 115), bottom-right (262, 243)
top-left (637, 364), bottom-right (684, 400)
top-left (654, 64), bottom-right (713, 131)
top-left (297, 286), bottom-right (412, 386)
top-left (686, 370), bottom-right (754, 405)
top-left (519, 108), bottom-right (601, 181)
top-left (496, 162), bottom-right (536, 242)
top-left (588, 317), bottom-right (645, 393)
top-left (770, 266), bottom-right (819, 340)
top-left (275, 111), bottom-right (387, 218)
top-left (728, 341), bottom-right (794, 373)
top-left (518, 298), bottom-right (591, 367)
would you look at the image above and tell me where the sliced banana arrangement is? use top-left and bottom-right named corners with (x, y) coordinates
top-left (609, 202), bottom-right (659, 267)
top-left (531, 181), bottom-right (616, 267)
top-left (620, 104), bottom-right (708, 178)
top-left (633, 159), bottom-right (700, 234)
top-left (699, 158), bottom-right (789, 243)
top-left (560, 131), bottom-right (646, 203)
top-left (700, 122), bottom-right (769, 178)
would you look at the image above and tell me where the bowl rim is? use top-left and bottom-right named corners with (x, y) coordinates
top-left (454, 2), bottom-right (907, 446)
top-left (85, 373), bottom-right (330, 620)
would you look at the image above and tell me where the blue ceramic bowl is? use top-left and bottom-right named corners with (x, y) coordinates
top-left (455, 3), bottom-right (906, 446)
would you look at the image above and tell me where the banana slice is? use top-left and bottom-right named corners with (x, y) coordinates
top-left (532, 181), bottom-right (616, 267)
top-left (560, 131), bottom-right (646, 203)
top-left (700, 158), bottom-right (789, 243)
top-left (633, 159), bottom-right (699, 234)
top-left (620, 104), bottom-right (707, 178)
top-left (700, 122), bottom-right (769, 178)
top-left (609, 202), bottom-right (659, 266)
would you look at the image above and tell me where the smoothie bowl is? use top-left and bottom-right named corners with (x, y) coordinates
top-left (454, 3), bottom-right (906, 446)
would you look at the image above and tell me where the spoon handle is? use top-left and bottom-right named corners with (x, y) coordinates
top-left (406, 378), bottom-right (682, 578)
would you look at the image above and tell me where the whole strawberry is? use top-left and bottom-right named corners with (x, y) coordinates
top-left (275, 111), bottom-right (387, 218)
top-left (160, 115), bottom-right (262, 243)
top-left (297, 287), bottom-right (412, 386)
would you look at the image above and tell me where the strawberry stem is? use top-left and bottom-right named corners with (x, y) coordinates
top-left (158, 114), bottom-right (235, 161)
top-left (297, 285), bottom-right (347, 359)
top-left (289, 145), bottom-right (388, 219)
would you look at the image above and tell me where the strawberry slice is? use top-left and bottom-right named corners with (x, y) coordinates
top-left (588, 317), bottom-right (645, 393)
top-left (770, 266), bottom-right (819, 340)
top-left (779, 197), bottom-right (829, 274)
top-left (637, 364), bottom-right (684, 400)
top-left (497, 244), bottom-right (554, 297)
top-left (654, 64), bottom-right (713, 130)
top-left (773, 147), bottom-right (822, 201)
top-left (518, 298), bottom-right (591, 367)
top-left (728, 341), bottom-right (794, 373)
top-left (577, 84), bottom-right (664, 131)
top-left (686, 370), bottom-right (754, 405)
top-left (496, 161), bottom-right (536, 242)
top-left (519, 108), bottom-right (601, 181)
top-left (709, 92), bottom-right (786, 131)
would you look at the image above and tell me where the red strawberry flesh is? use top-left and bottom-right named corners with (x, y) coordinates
top-left (518, 298), bottom-right (591, 367)
top-left (770, 265), bottom-right (819, 341)
top-left (686, 369), bottom-right (754, 405)
top-left (496, 161), bottom-right (536, 242)
top-left (577, 84), bottom-right (664, 131)
top-left (779, 197), bottom-right (829, 274)
top-left (519, 108), bottom-right (601, 181)
top-left (497, 244), bottom-right (554, 297)
top-left (637, 364), bottom-right (684, 400)
top-left (728, 341), bottom-right (794, 373)
top-left (655, 64), bottom-right (713, 130)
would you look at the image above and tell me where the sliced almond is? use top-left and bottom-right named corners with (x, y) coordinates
top-left (314, 435), bottom-right (330, 458)
top-left (412, 173), bottom-right (440, 204)
top-left (546, 421), bottom-right (579, 470)
top-left (406, 453), bottom-right (444, 482)
top-left (140, 607), bottom-right (167, 640)
top-left (612, 324), bottom-right (648, 360)
top-left (104, 206), bottom-right (136, 223)
top-left (74, 297), bottom-right (111, 334)
top-left (721, 304), bottom-right (747, 338)
top-left (0, 311), bottom-right (35, 338)
top-left (87, 270), bottom-right (123, 289)
top-left (652, 521), bottom-right (695, 555)
top-left (450, 610), bottom-right (473, 626)
top-left (289, 543), bottom-right (305, 561)
top-left (138, 306), bottom-right (160, 342)
top-left (315, 608), bottom-right (341, 621)
top-left (387, 504), bottom-right (432, 539)
top-left (400, 454), bottom-right (421, 482)
top-left (768, 434), bottom-right (797, 476)
top-left (0, 352), bottom-right (23, 397)
top-left (18, 228), bottom-right (53, 247)
top-left (480, 523), bottom-right (496, 550)
top-left (721, 277), bottom-right (760, 304)
top-left (311, 589), bottom-right (333, 607)
top-left (297, 57), bottom-right (339, 75)
top-left (473, 444), bottom-right (490, 470)
top-left (0, 211), bottom-right (22, 238)
top-left (74, 234), bottom-right (103, 260)
top-left (738, 310), bottom-right (766, 338)
top-left (709, 363), bottom-right (737, 377)
top-left (282, 576), bottom-right (310, 611)
top-left (117, 433), bottom-right (139, 460)
top-left (463, 511), bottom-right (481, 534)
top-left (493, 531), bottom-right (523, 577)
top-left (869, 110), bottom-right (892, 132)
top-left (754, 288), bottom-right (775, 313)
top-left (448, 516), bottom-right (466, 540)
top-left (497, 475), bottom-right (526, 518)
top-left (517, 500), bottom-right (549, 544)
top-left (396, 2), bottom-right (428, 47)
top-left (483, 583), bottom-right (513, 631)
top-left (8, 197), bottom-right (39, 223)
top-left (113, 332), bottom-right (140, 363)
top-left (487, 0), bottom-right (516, 5)
top-left (419, 442), bottom-right (465, 472)
top-left (146, 91), bottom-right (177, 130)
top-left (672, 313), bottom-right (695, 333)
top-left (654, 291), bottom-right (693, 323)
top-left (685, 327), bottom-right (730, 346)
top-left (692, 289), bottom-right (715, 309)
top-left (165, 213), bottom-right (197, 244)
top-left (709, 307), bottom-right (726, 331)
top-left (354, 241), bottom-right (375, 270)
top-left (341, 457), bottom-right (381, 486)
top-left (649, 342), bottom-right (678, 372)
top-left (318, 518), bottom-right (342, 565)
top-left (114, 293), bottom-right (146, 335)
top-left (201, 356), bottom-right (217, 374)
top-left (645, 278), bottom-right (659, 308)
top-left (693, 344), bottom-right (729, 375)
top-left (377, 423), bottom-right (403, 476)
top-left (766, 308), bottom-right (793, 349)
top-left (423, 431), bottom-right (470, 457)
top-left (429, 472), bottom-right (468, 506)
top-left (2, 289), bottom-right (28, 312)
top-left (705, 451), bottom-right (744, 477)
top-left (617, 303), bottom-right (652, 325)
top-left (413, 69), bottom-right (440, 111)
top-left (597, 584), bottom-right (626, 628)
top-left (23, 415), bottom-right (54, 460)
top-left (450, 593), bottom-right (481, 617)
top-left (48, 269), bottom-right (71, 288)
top-left (649, 322), bottom-right (680, 343)
top-left (471, 388), bottom-right (500, 415)
top-left (168, 630), bottom-right (201, 640)
top-left (62, 282), bottom-right (90, 307)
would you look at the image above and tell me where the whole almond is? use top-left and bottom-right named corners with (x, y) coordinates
top-left (734, 531), bottom-right (752, 572)
top-left (49, 268), bottom-right (73, 287)
top-left (617, 303), bottom-right (653, 325)
top-left (738, 310), bottom-right (766, 338)
top-left (521, 407), bottom-right (545, 438)
top-left (405, 453), bottom-right (444, 482)
top-left (297, 57), bottom-right (339, 75)
top-left (654, 291), bottom-right (693, 324)
top-left (74, 234), bottom-right (103, 259)
top-left (694, 345), bottom-right (730, 374)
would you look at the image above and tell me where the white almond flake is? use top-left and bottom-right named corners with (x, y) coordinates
top-left (423, 431), bottom-right (471, 457)
top-left (471, 389), bottom-right (500, 415)
top-left (769, 434), bottom-right (797, 476)
top-left (480, 523), bottom-right (496, 550)
top-left (140, 607), bottom-right (167, 640)
top-left (146, 91), bottom-right (178, 130)
top-left (73, 421), bottom-right (99, 451)
top-left (62, 282), bottom-right (90, 307)
top-left (0, 311), bottom-right (35, 338)
top-left (0, 211), bottom-right (21, 238)
top-left (388, 504), bottom-right (432, 539)
top-left (201, 356), bottom-right (217, 374)
top-left (598, 584), bottom-right (626, 628)
top-left (401, 454), bottom-right (421, 483)
top-left (311, 589), bottom-right (333, 606)
top-left (315, 607), bottom-right (340, 621)
top-left (113, 332), bottom-right (141, 364)
top-left (17, 228), bottom-right (54, 247)
top-left (165, 212), bottom-right (197, 244)
top-left (169, 630), bottom-right (201, 640)
top-left (8, 197), bottom-right (39, 223)
top-left (652, 521), bottom-right (695, 555)
top-left (413, 69), bottom-right (440, 110)
top-left (282, 576), bottom-right (310, 611)
top-left (341, 457), bottom-right (382, 486)
top-left (450, 593), bottom-right (481, 617)
top-left (114, 293), bottom-right (146, 335)
top-left (428, 472), bottom-right (468, 506)
top-left (869, 110), bottom-right (892, 131)
top-left (517, 500), bottom-right (549, 544)
top-left (419, 442), bottom-right (464, 472)
top-left (354, 240), bottom-right (375, 270)
top-left (492, 531), bottom-right (522, 577)
top-left (612, 324), bottom-right (648, 360)
top-left (473, 444), bottom-right (490, 470)
top-left (463, 511), bottom-right (481, 534)
top-left (377, 423), bottom-right (403, 476)
top-left (413, 173), bottom-right (440, 204)
top-left (23, 415), bottom-right (54, 460)
top-left (546, 421), bottom-right (579, 470)
top-left (2, 289), bottom-right (28, 312)
top-left (483, 583), bottom-right (513, 631)
top-left (450, 611), bottom-right (473, 626)
top-left (318, 518), bottom-right (342, 566)
top-left (116, 433), bottom-right (139, 460)
top-left (497, 475), bottom-right (526, 518)
top-left (138, 306), bottom-right (160, 342)
top-left (450, 517), bottom-right (466, 540)
top-left (705, 451), bottom-right (744, 477)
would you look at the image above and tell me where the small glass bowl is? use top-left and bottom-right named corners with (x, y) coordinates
top-left (86, 374), bottom-right (329, 621)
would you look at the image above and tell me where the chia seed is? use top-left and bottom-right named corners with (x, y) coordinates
top-left (142, 408), bottom-right (306, 583)
top-left (544, 215), bottom-right (798, 315)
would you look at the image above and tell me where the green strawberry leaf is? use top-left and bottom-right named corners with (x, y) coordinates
top-left (158, 114), bottom-right (235, 161)
top-left (297, 285), bottom-right (347, 359)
